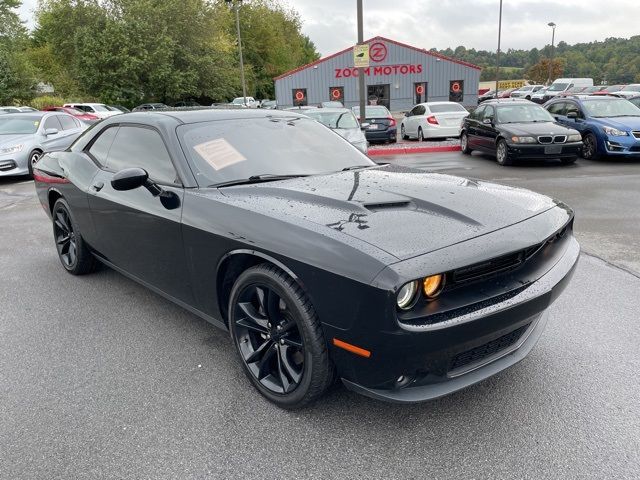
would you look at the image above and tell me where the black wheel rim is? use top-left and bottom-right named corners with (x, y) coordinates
top-left (233, 284), bottom-right (305, 394)
top-left (53, 207), bottom-right (77, 268)
top-left (584, 136), bottom-right (594, 159)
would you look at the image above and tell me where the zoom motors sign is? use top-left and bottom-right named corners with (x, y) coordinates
top-left (335, 64), bottom-right (423, 78)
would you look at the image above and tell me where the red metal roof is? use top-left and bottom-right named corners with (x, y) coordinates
top-left (273, 36), bottom-right (482, 81)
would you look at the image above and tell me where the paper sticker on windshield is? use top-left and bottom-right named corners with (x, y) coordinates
top-left (193, 138), bottom-right (246, 170)
top-left (34, 121), bottom-right (40, 127)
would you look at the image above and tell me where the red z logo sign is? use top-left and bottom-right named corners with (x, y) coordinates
top-left (370, 42), bottom-right (387, 62)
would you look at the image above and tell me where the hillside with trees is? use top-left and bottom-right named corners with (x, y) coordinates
top-left (433, 36), bottom-right (640, 84)
top-left (1, 0), bottom-right (319, 106)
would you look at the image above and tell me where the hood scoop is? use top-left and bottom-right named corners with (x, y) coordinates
top-left (363, 200), bottom-right (412, 211)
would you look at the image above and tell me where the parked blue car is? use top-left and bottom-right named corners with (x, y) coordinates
top-left (544, 96), bottom-right (640, 160)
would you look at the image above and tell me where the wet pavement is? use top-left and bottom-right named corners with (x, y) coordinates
top-left (1, 162), bottom-right (639, 479)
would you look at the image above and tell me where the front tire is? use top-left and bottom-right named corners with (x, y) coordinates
top-left (401, 125), bottom-right (409, 140)
top-left (460, 131), bottom-right (471, 154)
top-left (228, 264), bottom-right (334, 409)
top-left (418, 127), bottom-right (424, 142)
top-left (582, 133), bottom-right (600, 160)
top-left (496, 139), bottom-right (512, 166)
top-left (52, 198), bottom-right (97, 275)
top-left (27, 150), bottom-right (42, 176)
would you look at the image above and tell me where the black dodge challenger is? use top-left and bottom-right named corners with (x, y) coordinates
top-left (34, 109), bottom-right (579, 408)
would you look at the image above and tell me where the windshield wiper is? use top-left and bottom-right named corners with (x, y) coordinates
top-left (208, 173), bottom-right (309, 188)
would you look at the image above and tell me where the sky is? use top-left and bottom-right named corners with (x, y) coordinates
top-left (17, 0), bottom-right (639, 56)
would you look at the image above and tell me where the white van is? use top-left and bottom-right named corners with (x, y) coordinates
top-left (543, 78), bottom-right (594, 101)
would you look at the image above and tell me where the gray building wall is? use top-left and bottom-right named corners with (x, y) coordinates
top-left (275, 37), bottom-right (480, 112)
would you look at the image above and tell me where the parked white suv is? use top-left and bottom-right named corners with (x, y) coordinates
top-left (63, 103), bottom-right (121, 119)
top-left (510, 85), bottom-right (545, 100)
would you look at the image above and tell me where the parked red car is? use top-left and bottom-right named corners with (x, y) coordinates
top-left (591, 85), bottom-right (625, 96)
top-left (498, 87), bottom-right (518, 98)
top-left (42, 106), bottom-right (100, 123)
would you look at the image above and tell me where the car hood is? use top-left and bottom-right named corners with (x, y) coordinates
top-left (0, 133), bottom-right (36, 147)
top-left (218, 166), bottom-right (557, 261)
top-left (589, 116), bottom-right (640, 130)
top-left (500, 122), bottom-right (579, 136)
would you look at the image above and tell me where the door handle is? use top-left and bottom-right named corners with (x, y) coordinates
top-left (91, 181), bottom-right (104, 192)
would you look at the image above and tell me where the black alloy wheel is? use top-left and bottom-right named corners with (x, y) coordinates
top-left (52, 199), bottom-right (96, 275)
top-left (582, 133), bottom-right (599, 160)
top-left (229, 264), bottom-right (333, 409)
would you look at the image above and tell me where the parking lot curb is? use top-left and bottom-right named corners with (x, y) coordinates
top-left (368, 145), bottom-right (461, 156)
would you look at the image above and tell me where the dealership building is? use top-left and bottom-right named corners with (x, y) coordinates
top-left (274, 36), bottom-right (481, 112)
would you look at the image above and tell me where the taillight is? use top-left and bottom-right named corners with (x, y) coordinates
top-left (388, 117), bottom-right (397, 127)
top-left (427, 115), bottom-right (439, 125)
top-left (33, 169), bottom-right (69, 184)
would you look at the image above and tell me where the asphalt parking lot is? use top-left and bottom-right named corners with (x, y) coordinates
top-left (2, 154), bottom-right (640, 479)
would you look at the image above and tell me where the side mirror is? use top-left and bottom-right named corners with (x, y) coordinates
top-left (360, 122), bottom-right (370, 130)
top-left (483, 118), bottom-right (493, 125)
top-left (566, 111), bottom-right (578, 119)
top-left (45, 128), bottom-right (59, 136)
top-left (403, 112), bottom-right (409, 117)
top-left (111, 167), bottom-right (148, 191)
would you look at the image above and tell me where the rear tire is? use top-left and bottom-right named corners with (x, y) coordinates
top-left (52, 198), bottom-right (97, 275)
top-left (228, 264), bottom-right (334, 409)
top-left (418, 127), bottom-right (424, 142)
top-left (460, 131), bottom-right (471, 154)
top-left (496, 139), bottom-right (512, 166)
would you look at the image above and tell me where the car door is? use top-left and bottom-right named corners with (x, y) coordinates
top-left (86, 124), bottom-right (193, 303)
top-left (404, 106), bottom-right (418, 135)
top-left (412, 105), bottom-right (427, 135)
top-left (476, 105), bottom-right (497, 151)
top-left (38, 115), bottom-right (69, 152)
top-left (465, 105), bottom-right (485, 147)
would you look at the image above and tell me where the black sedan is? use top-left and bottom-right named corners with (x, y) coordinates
top-left (33, 109), bottom-right (579, 408)
top-left (460, 99), bottom-right (583, 165)
top-left (351, 105), bottom-right (397, 143)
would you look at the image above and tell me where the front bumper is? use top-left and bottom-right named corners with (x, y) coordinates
top-left (0, 152), bottom-right (29, 176)
top-left (602, 135), bottom-right (640, 157)
top-left (507, 141), bottom-right (582, 160)
top-left (333, 232), bottom-right (579, 404)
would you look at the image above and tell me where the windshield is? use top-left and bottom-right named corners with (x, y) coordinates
top-left (583, 99), bottom-right (640, 117)
top-left (178, 116), bottom-right (374, 186)
top-left (352, 106), bottom-right (389, 118)
top-left (548, 83), bottom-right (569, 92)
top-left (304, 110), bottom-right (359, 129)
top-left (495, 104), bottom-right (554, 123)
top-left (0, 115), bottom-right (41, 134)
top-left (429, 104), bottom-right (467, 113)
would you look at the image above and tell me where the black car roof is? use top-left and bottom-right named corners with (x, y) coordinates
top-left (107, 108), bottom-right (301, 126)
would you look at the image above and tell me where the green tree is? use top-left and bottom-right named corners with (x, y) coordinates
top-left (526, 58), bottom-right (565, 84)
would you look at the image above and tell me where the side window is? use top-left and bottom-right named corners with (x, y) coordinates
top-left (471, 105), bottom-right (485, 120)
top-left (483, 106), bottom-right (495, 121)
top-left (57, 115), bottom-right (77, 130)
top-left (88, 127), bottom-right (119, 166)
top-left (43, 116), bottom-right (62, 131)
top-left (547, 102), bottom-right (566, 116)
top-left (416, 105), bottom-right (426, 116)
top-left (72, 118), bottom-right (82, 128)
top-left (565, 102), bottom-right (581, 118)
top-left (105, 126), bottom-right (179, 185)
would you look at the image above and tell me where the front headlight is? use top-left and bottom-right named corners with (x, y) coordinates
top-left (511, 136), bottom-right (537, 143)
top-left (567, 134), bottom-right (582, 142)
top-left (603, 126), bottom-right (628, 136)
top-left (0, 144), bottom-right (24, 155)
top-left (396, 281), bottom-right (419, 310)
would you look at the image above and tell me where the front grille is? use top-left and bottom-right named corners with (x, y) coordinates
top-left (553, 135), bottom-right (567, 143)
top-left (632, 131), bottom-right (640, 140)
top-left (0, 160), bottom-right (16, 171)
top-left (538, 136), bottom-right (553, 144)
top-left (452, 251), bottom-right (524, 284)
top-left (449, 323), bottom-right (530, 372)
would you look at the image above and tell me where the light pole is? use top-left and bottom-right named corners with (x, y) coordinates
top-left (357, 0), bottom-right (366, 123)
top-left (495, 0), bottom-right (503, 98)
top-left (226, 0), bottom-right (247, 105)
top-left (547, 22), bottom-right (556, 85)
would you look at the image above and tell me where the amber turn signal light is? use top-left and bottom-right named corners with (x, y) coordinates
top-left (332, 338), bottom-right (371, 358)
top-left (423, 274), bottom-right (444, 299)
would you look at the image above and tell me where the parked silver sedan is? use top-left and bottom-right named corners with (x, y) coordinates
top-left (303, 107), bottom-right (368, 153)
top-left (0, 112), bottom-right (88, 177)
